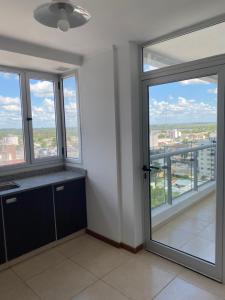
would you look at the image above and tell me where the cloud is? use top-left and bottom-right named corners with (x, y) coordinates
top-left (64, 101), bottom-right (78, 127)
top-left (65, 102), bottom-right (77, 112)
top-left (150, 96), bottom-right (216, 124)
top-left (0, 72), bottom-right (19, 80)
top-left (180, 78), bottom-right (210, 85)
top-left (208, 88), bottom-right (217, 95)
top-left (2, 105), bottom-right (20, 112)
top-left (0, 89), bottom-right (78, 129)
top-left (64, 88), bottom-right (76, 98)
top-left (0, 96), bottom-right (22, 128)
top-left (30, 81), bottom-right (54, 98)
top-left (0, 96), bottom-right (20, 105)
top-left (31, 98), bottom-right (56, 127)
top-left (43, 98), bottom-right (55, 112)
top-left (0, 96), bottom-right (21, 120)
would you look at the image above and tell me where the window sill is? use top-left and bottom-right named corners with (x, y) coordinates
top-left (0, 159), bottom-right (64, 178)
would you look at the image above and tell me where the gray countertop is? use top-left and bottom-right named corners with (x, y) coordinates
top-left (0, 170), bottom-right (85, 197)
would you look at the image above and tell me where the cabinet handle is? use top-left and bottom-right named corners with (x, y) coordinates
top-left (6, 197), bottom-right (17, 204)
top-left (56, 186), bottom-right (64, 192)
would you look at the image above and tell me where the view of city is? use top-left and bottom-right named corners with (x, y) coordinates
top-left (63, 76), bottom-right (80, 159)
top-left (149, 76), bottom-right (217, 209)
top-left (150, 123), bottom-right (216, 208)
top-left (0, 72), bottom-right (80, 166)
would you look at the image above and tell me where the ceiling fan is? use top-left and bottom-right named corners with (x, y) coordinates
top-left (33, 0), bottom-right (91, 32)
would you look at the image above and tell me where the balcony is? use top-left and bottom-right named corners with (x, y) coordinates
top-left (150, 142), bottom-right (216, 262)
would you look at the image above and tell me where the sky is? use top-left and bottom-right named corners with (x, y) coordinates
top-left (0, 70), bottom-right (218, 129)
top-left (0, 71), bottom-right (78, 129)
top-left (149, 77), bottom-right (217, 125)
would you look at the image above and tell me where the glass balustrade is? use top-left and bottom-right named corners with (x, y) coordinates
top-left (150, 142), bottom-right (216, 209)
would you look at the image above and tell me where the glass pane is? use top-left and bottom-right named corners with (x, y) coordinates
top-left (198, 143), bottom-right (216, 186)
top-left (171, 152), bottom-right (193, 198)
top-left (143, 21), bottom-right (225, 72)
top-left (29, 79), bottom-right (58, 159)
top-left (63, 76), bottom-right (80, 159)
top-left (149, 75), bottom-right (217, 263)
top-left (150, 158), bottom-right (167, 209)
top-left (0, 72), bottom-right (25, 166)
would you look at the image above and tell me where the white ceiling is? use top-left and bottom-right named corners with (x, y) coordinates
top-left (0, 50), bottom-right (77, 74)
top-left (2, 0), bottom-right (225, 58)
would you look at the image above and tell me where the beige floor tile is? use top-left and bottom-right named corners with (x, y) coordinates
top-left (72, 280), bottom-right (129, 300)
top-left (184, 198), bottom-right (216, 222)
top-left (154, 278), bottom-right (222, 300)
top-left (103, 256), bottom-right (175, 300)
top-left (27, 260), bottom-right (96, 300)
top-left (181, 236), bottom-right (215, 262)
top-left (70, 244), bottom-right (134, 278)
top-left (136, 251), bottom-right (183, 276)
top-left (184, 205), bottom-right (215, 223)
top-left (179, 268), bottom-right (225, 298)
top-left (152, 226), bottom-right (195, 249)
top-left (56, 234), bottom-right (109, 258)
top-left (197, 222), bottom-right (216, 242)
top-left (152, 194), bottom-right (216, 261)
top-left (12, 249), bottom-right (66, 281)
top-left (0, 269), bottom-right (39, 300)
top-left (166, 214), bottom-right (210, 234)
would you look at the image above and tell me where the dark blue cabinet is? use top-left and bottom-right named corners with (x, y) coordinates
top-left (0, 200), bottom-right (6, 264)
top-left (54, 178), bottom-right (87, 239)
top-left (2, 186), bottom-right (56, 260)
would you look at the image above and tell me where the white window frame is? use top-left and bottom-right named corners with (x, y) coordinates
top-left (26, 71), bottom-right (63, 164)
top-left (0, 66), bottom-right (30, 172)
top-left (60, 71), bottom-right (82, 164)
top-left (0, 65), bottom-right (64, 173)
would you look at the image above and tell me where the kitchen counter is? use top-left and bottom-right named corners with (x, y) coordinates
top-left (0, 170), bottom-right (85, 197)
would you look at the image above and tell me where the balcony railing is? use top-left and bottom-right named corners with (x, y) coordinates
top-left (150, 142), bottom-right (216, 209)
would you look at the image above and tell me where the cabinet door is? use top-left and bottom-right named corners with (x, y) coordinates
top-left (3, 186), bottom-right (56, 260)
top-left (54, 178), bottom-right (87, 239)
top-left (0, 200), bottom-right (6, 264)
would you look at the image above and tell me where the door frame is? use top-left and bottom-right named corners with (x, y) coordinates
top-left (142, 62), bottom-right (225, 282)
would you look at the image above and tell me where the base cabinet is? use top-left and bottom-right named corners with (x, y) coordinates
top-left (2, 186), bottom-right (56, 260)
top-left (54, 178), bottom-right (87, 239)
top-left (0, 202), bottom-right (6, 264)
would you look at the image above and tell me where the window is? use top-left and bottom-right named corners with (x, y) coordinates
top-left (0, 67), bottom-right (82, 171)
top-left (62, 76), bottom-right (81, 160)
top-left (29, 79), bottom-right (58, 159)
top-left (0, 71), bottom-right (25, 166)
top-left (143, 21), bottom-right (225, 72)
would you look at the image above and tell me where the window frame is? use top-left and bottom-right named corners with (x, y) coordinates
top-left (0, 66), bottom-right (29, 171)
top-left (141, 15), bottom-right (225, 77)
top-left (25, 71), bottom-right (63, 164)
top-left (0, 65), bottom-right (64, 173)
top-left (60, 71), bottom-right (82, 164)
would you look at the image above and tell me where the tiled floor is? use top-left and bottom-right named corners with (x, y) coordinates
top-left (153, 192), bottom-right (216, 262)
top-left (0, 233), bottom-right (225, 300)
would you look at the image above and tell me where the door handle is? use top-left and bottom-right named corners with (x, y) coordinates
top-left (56, 186), bottom-right (64, 192)
top-left (142, 165), bottom-right (160, 172)
top-left (5, 197), bottom-right (17, 204)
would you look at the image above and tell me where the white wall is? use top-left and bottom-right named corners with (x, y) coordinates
top-left (79, 49), bottom-right (122, 243)
top-left (116, 42), bottom-right (143, 247)
top-left (79, 43), bottom-right (143, 247)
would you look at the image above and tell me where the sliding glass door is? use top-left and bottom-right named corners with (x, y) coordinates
top-left (143, 65), bottom-right (225, 281)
